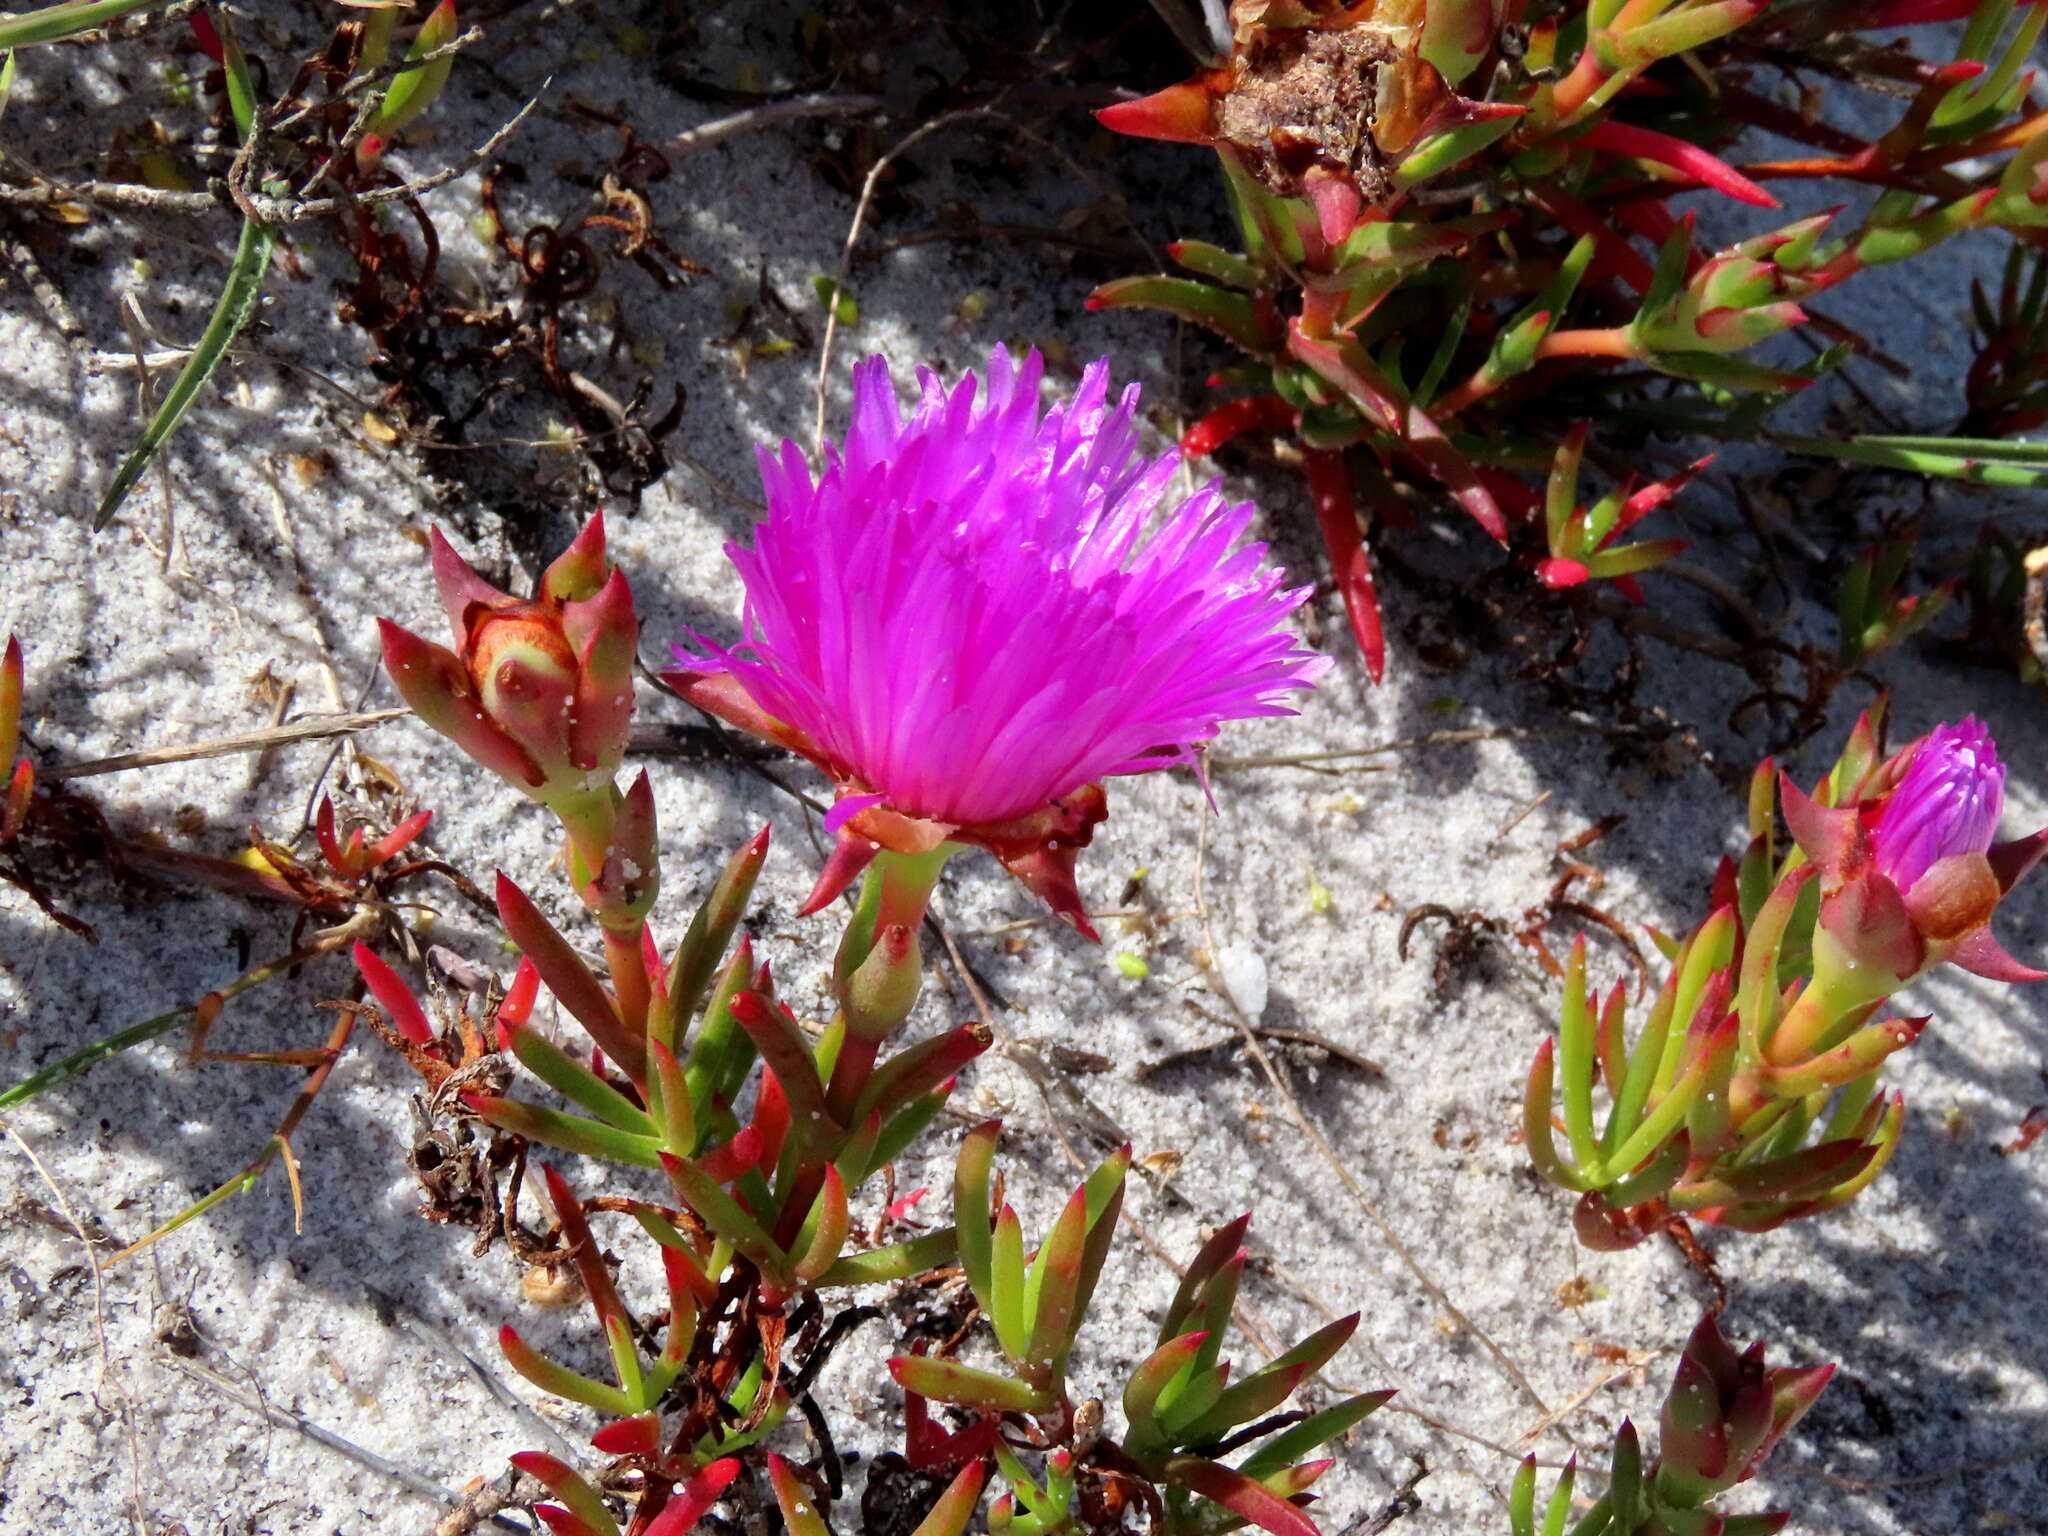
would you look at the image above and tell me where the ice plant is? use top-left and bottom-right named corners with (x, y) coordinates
top-left (1782, 715), bottom-right (2046, 1018)
top-left (377, 514), bottom-right (678, 1042)
top-left (380, 516), bottom-right (635, 845)
top-left (1527, 705), bottom-right (2048, 1246)
top-left (664, 346), bottom-right (1328, 938)
top-left (1091, 0), bottom-right (2048, 675)
top-left (1530, 424), bottom-right (1703, 598)
top-left (1962, 243), bottom-right (2048, 438)
top-left (1093, 0), bottom-right (1500, 247)
top-left (342, 393), bottom-right (1873, 1536)
top-left (892, 1125), bottom-right (1390, 1536)
top-left (1510, 1311), bottom-right (1831, 1536)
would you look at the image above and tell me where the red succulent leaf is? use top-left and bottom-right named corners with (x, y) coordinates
top-left (1947, 926), bottom-right (2048, 983)
top-left (591, 1413), bottom-right (663, 1458)
top-left (353, 942), bottom-right (435, 1045)
top-left (1303, 448), bottom-right (1386, 683)
top-left (1819, 873), bottom-right (1923, 982)
top-left (1165, 1456), bottom-right (1319, 1536)
top-left (1181, 397), bottom-right (1297, 458)
top-left (1777, 773), bottom-right (1869, 885)
top-left (1095, 74), bottom-right (1228, 144)
top-left (638, 1458), bottom-right (741, 1536)
top-left (1577, 121), bottom-right (1779, 209)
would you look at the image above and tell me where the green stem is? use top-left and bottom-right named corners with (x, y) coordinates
top-left (552, 785), bottom-right (619, 894)
top-left (549, 782), bottom-right (650, 1038)
top-left (604, 924), bottom-right (651, 1038)
top-left (1297, 284), bottom-right (1343, 340)
top-left (1537, 327), bottom-right (1639, 360)
top-left (834, 843), bottom-right (955, 981)
top-left (826, 845), bottom-right (955, 1119)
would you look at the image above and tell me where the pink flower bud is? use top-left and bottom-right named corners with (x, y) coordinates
top-left (1869, 717), bottom-right (2004, 896)
top-left (1784, 712), bottom-right (2048, 989)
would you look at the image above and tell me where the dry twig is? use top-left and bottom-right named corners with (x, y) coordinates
top-left (43, 709), bottom-right (408, 782)
top-left (164, 1356), bottom-right (532, 1531)
top-left (664, 93), bottom-right (885, 159)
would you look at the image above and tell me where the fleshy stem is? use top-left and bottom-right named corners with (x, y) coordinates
top-left (552, 784), bottom-right (650, 1033)
top-left (552, 785), bottom-right (618, 892)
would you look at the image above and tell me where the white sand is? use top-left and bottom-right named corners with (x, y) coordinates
top-left (3, 7), bottom-right (2045, 1535)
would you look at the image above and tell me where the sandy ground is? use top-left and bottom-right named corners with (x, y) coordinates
top-left (3, 5), bottom-right (2046, 1535)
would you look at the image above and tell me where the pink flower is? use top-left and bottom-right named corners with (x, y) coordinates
top-left (1868, 716), bottom-right (2004, 895)
top-left (1783, 713), bottom-right (2047, 987)
top-left (665, 348), bottom-right (1328, 935)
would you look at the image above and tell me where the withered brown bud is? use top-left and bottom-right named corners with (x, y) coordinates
top-left (1217, 18), bottom-right (1408, 209)
top-left (1097, 0), bottom-right (1453, 241)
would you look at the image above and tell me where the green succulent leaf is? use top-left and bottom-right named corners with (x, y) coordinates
top-left (891, 1353), bottom-right (1051, 1414)
top-left (1087, 276), bottom-right (1273, 354)
top-left (1234, 1389), bottom-right (1395, 1482)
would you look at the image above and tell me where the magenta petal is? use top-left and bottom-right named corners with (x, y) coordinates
top-left (1871, 718), bottom-right (2004, 894)
top-left (688, 349), bottom-right (1328, 831)
top-left (825, 792), bottom-right (888, 834)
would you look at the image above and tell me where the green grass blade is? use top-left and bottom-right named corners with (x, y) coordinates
top-left (0, 0), bottom-right (159, 50)
top-left (215, 9), bottom-right (257, 141)
top-left (0, 1003), bottom-right (191, 1108)
top-left (1824, 434), bottom-right (2048, 465)
top-left (373, 0), bottom-right (457, 137)
top-left (94, 215), bottom-right (275, 530)
top-left (1775, 433), bottom-right (2048, 487)
top-left (0, 937), bottom-right (313, 1108)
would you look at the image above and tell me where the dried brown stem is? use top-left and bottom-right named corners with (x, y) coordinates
top-left (662, 93), bottom-right (885, 158)
top-left (43, 710), bottom-right (408, 782)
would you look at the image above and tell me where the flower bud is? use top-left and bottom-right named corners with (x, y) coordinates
top-left (1655, 1313), bottom-right (1832, 1509)
top-left (1784, 713), bottom-right (2047, 989)
top-left (1869, 717), bottom-right (2003, 895)
top-left (380, 515), bottom-right (637, 808)
top-left (841, 922), bottom-right (922, 1044)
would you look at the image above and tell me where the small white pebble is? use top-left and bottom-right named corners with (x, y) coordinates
top-left (1214, 941), bottom-right (1268, 1022)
